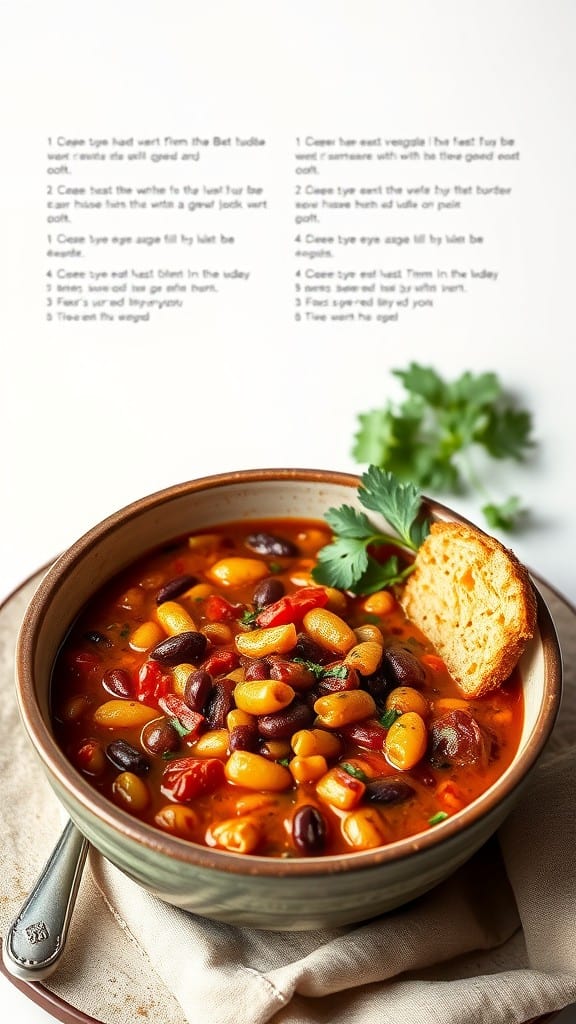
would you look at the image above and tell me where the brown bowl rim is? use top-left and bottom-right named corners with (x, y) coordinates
top-left (15, 467), bottom-right (563, 878)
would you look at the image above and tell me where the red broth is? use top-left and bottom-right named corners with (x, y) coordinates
top-left (50, 518), bottom-right (523, 857)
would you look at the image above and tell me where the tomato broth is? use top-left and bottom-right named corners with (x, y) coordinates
top-left (50, 518), bottom-right (524, 857)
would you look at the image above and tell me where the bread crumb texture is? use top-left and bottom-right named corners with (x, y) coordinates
top-left (400, 521), bottom-right (537, 699)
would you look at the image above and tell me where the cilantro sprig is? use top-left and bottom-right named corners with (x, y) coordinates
top-left (352, 363), bottom-right (535, 531)
top-left (311, 466), bottom-right (430, 595)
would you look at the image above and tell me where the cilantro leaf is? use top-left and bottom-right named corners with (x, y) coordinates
top-left (358, 466), bottom-right (430, 549)
top-left (311, 467), bottom-right (429, 594)
top-left (313, 535), bottom-right (371, 591)
top-left (353, 363), bottom-right (535, 532)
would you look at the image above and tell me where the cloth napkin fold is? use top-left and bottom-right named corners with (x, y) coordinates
top-left (1, 576), bottom-right (575, 1024)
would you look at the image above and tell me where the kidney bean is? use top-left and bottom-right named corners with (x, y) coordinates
top-left (205, 679), bottom-right (236, 730)
top-left (184, 669), bottom-right (213, 713)
top-left (269, 659), bottom-right (315, 691)
top-left (428, 710), bottom-right (487, 767)
top-left (102, 667), bottom-right (133, 699)
top-left (245, 532), bottom-right (298, 557)
top-left (292, 805), bottom-right (328, 855)
top-left (252, 577), bottom-right (285, 609)
top-left (381, 646), bottom-right (426, 688)
top-left (257, 700), bottom-right (313, 739)
top-left (341, 720), bottom-right (388, 751)
top-left (365, 778), bottom-right (416, 804)
top-left (149, 631), bottom-right (208, 667)
top-left (244, 659), bottom-right (271, 681)
top-left (229, 724), bottom-right (259, 752)
top-left (106, 739), bottom-right (150, 775)
top-left (155, 574), bottom-right (197, 605)
top-left (141, 719), bottom-right (180, 756)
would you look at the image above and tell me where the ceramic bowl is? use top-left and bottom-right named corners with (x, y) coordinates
top-left (14, 469), bottom-right (562, 930)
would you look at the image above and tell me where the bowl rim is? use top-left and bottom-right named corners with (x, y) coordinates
top-left (14, 467), bottom-right (563, 877)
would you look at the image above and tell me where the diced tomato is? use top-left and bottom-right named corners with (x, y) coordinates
top-left (161, 757), bottom-right (225, 802)
top-left (256, 587), bottom-right (328, 628)
top-left (135, 661), bottom-right (172, 705)
top-left (421, 653), bottom-right (446, 673)
top-left (205, 594), bottom-right (242, 622)
top-left (201, 649), bottom-right (239, 676)
top-left (158, 695), bottom-right (204, 738)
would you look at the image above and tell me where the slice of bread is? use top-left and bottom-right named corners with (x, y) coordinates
top-left (400, 520), bottom-right (537, 699)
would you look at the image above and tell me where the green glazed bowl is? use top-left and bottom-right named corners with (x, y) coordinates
top-left (14, 469), bottom-right (562, 930)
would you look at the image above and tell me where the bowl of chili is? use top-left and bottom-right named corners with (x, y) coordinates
top-left (13, 469), bottom-right (562, 930)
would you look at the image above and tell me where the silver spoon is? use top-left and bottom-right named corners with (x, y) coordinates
top-left (2, 819), bottom-right (89, 981)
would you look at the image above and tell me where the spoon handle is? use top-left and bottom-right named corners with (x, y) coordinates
top-left (2, 818), bottom-right (89, 981)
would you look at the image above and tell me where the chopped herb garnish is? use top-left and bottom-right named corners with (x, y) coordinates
top-left (119, 625), bottom-right (130, 639)
top-left (311, 466), bottom-right (430, 595)
top-left (428, 810), bottom-right (449, 826)
top-left (379, 708), bottom-right (402, 729)
top-left (240, 608), bottom-right (260, 626)
top-left (293, 658), bottom-right (348, 682)
top-left (278, 757), bottom-right (291, 767)
top-left (352, 363), bottom-right (535, 531)
top-left (340, 762), bottom-right (369, 782)
top-left (170, 717), bottom-right (192, 738)
top-left (268, 561), bottom-right (284, 574)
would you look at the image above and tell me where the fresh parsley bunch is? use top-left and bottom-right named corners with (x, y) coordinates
top-left (352, 363), bottom-right (535, 531)
top-left (311, 466), bottom-right (430, 595)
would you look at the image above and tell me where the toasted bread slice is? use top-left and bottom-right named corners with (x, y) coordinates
top-left (400, 520), bottom-right (537, 699)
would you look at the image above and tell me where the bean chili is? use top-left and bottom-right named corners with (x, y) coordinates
top-left (50, 518), bottom-right (523, 857)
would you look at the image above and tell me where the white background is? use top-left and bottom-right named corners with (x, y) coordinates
top-left (0, 2), bottom-right (575, 1020)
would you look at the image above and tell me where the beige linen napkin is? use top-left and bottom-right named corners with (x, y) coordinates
top-left (1, 574), bottom-right (575, 1024)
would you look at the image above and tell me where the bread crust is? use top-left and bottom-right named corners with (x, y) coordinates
top-left (400, 521), bottom-right (537, 699)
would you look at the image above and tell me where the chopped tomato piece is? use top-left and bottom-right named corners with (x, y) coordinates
top-left (158, 695), bottom-right (204, 738)
top-left (256, 587), bottom-right (328, 628)
top-left (205, 594), bottom-right (242, 622)
top-left (202, 649), bottom-right (240, 677)
top-left (136, 661), bottom-right (172, 704)
top-left (161, 757), bottom-right (225, 802)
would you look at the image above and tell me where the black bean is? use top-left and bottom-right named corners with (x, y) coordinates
top-left (381, 645), bottom-right (426, 688)
top-left (292, 805), bottom-right (328, 855)
top-left (84, 630), bottom-right (112, 647)
top-left (155, 574), bottom-right (197, 605)
top-left (184, 669), bottom-right (213, 713)
top-left (365, 778), bottom-right (416, 804)
top-left (257, 700), bottom-right (313, 739)
top-left (252, 577), bottom-right (285, 609)
top-left (293, 632), bottom-right (329, 665)
top-left (245, 532), bottom-right (298, 557)
top-left (205, 679), bottom-right (236, 730)
top-left (141, 720), bottom-right (180, 756)
top-left (106, 739), bottom-right (150, 775)
top-left (149, 631), bottom-right (208, 667)
top-left (102, 668), bottom-right (133, 699)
